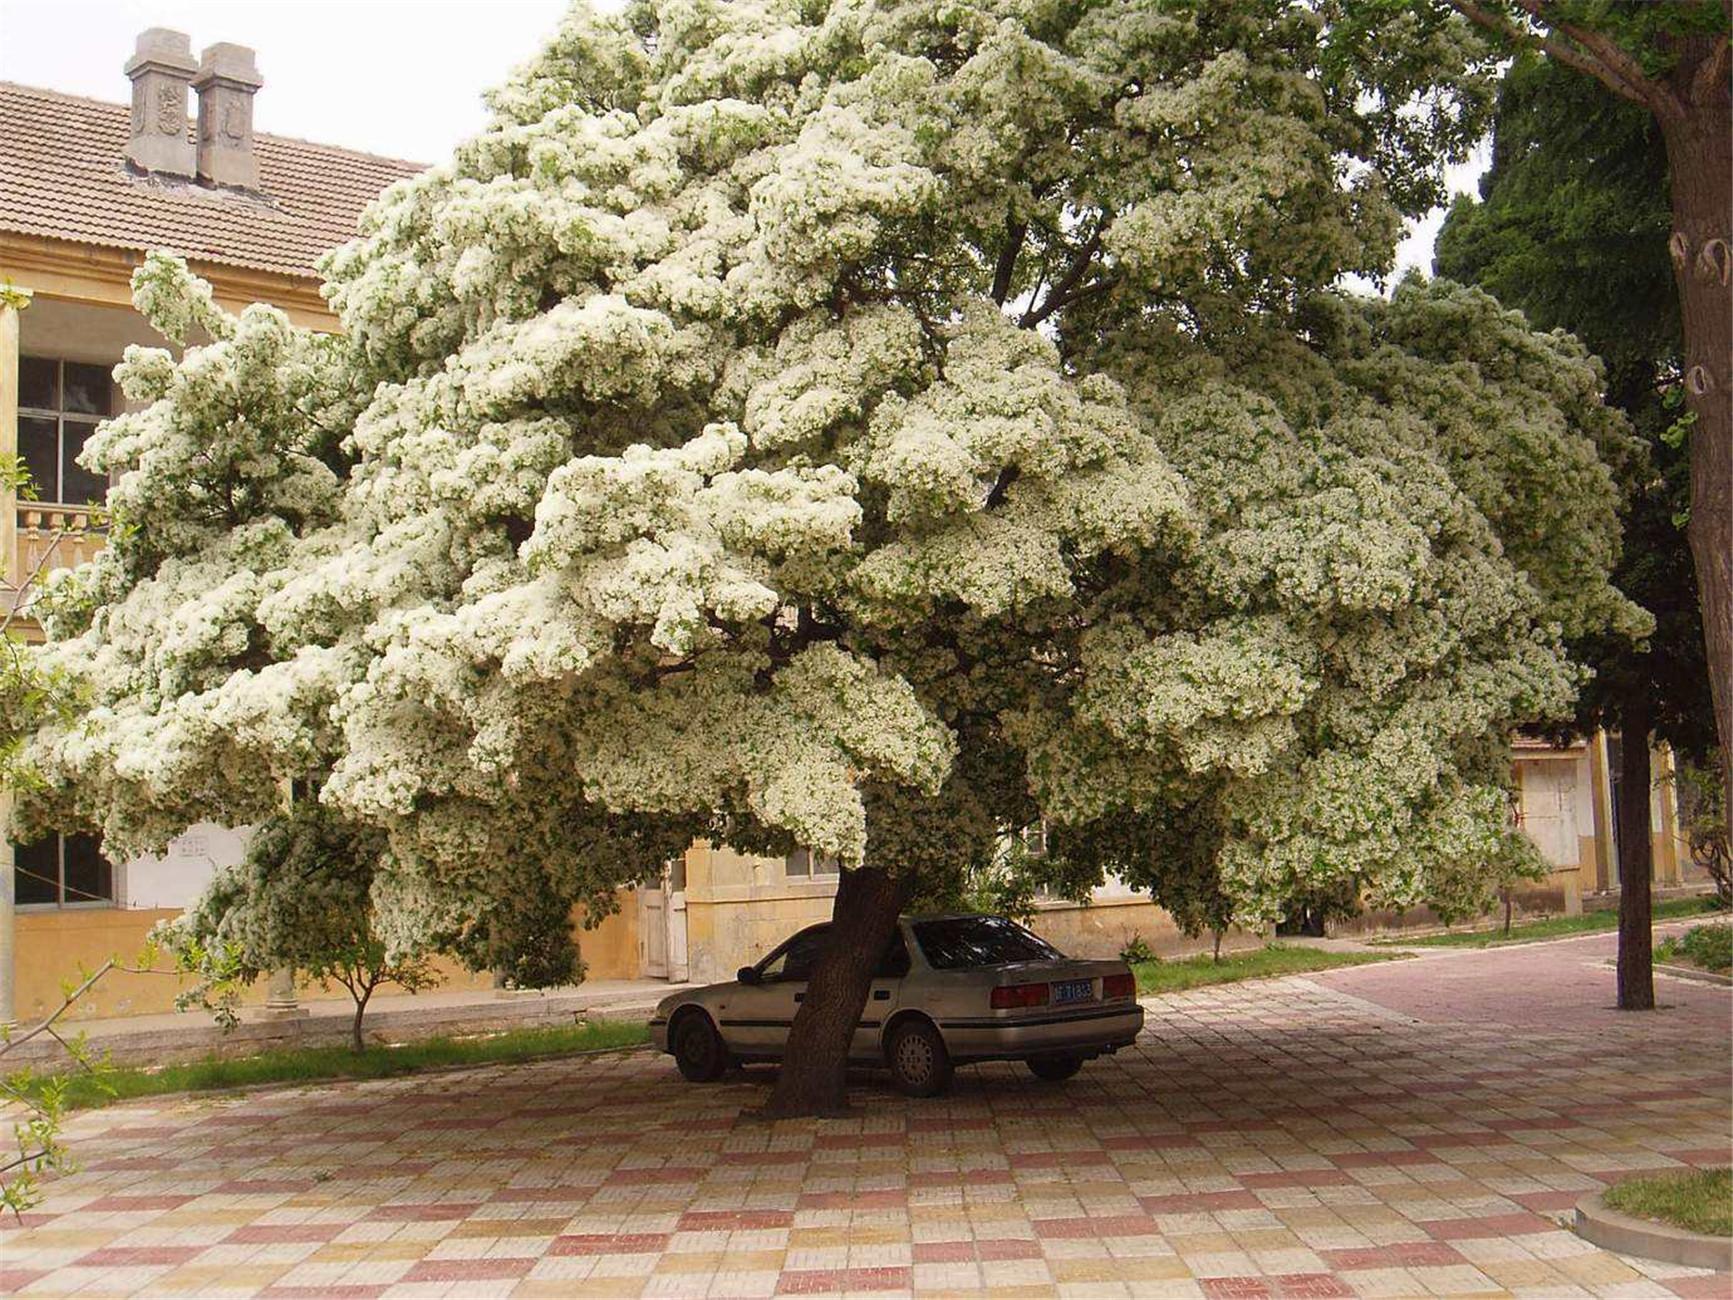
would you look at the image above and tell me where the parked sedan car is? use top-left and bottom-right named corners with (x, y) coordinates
top-left (649, 913), bottom-right (1144, 1096)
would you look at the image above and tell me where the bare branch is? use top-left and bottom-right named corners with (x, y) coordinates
top-left (0, 960), bottom-right (117, 1059)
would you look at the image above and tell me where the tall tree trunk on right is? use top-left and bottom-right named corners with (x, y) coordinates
top-left (1616, 689), bottom-right (1655, 1011)
top-left (1659, 100), bottom-right (1732, 848)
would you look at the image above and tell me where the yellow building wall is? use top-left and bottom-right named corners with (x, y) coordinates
top-left (574, 899), bottom-right (639, 981)
top-left (16, 908), bottom-right (518, 1024)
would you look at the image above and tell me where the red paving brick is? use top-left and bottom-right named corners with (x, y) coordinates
top-left (2, 936), bottom-right (1726, 1297)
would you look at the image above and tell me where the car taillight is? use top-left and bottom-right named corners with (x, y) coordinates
top-left (1103, 972), bottom-right (1136, 1000)
top-left (991, 982), bottom-right (1050, 1009)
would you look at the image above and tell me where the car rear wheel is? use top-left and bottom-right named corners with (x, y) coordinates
top-left (671, 1010), bottom-right (728, 1083)
top-left (1027, 1054), bottom-right (1084, 1082)
top-left (886, 1019), bottom-right (953, 1097)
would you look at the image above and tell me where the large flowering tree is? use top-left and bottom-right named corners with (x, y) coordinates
top-left (16, 0), bottom-right (1644, 1115)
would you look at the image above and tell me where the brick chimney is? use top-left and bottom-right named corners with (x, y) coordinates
top-left (192, 42), bottom-right (263, 189)
top-left (123, 28), bottom-right (198, 177)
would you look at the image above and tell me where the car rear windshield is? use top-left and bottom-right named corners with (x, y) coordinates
top-left (913, 916), bottom-right (1063, 970)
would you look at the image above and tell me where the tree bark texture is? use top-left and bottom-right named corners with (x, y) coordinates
top-left (1660, 89), bottom-right (1732, 851)
top-left (1616, 690), bottom-right (1656, 1011)
top-left (761, 865), bottom-right (912, 1117)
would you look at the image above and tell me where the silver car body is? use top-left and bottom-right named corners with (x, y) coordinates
top-left (649, 912), bottom-right (1144, 1068)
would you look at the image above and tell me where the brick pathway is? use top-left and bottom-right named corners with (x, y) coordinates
top-left (2, 945), bottom-right (1727, 1298)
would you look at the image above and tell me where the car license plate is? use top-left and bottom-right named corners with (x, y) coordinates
top-left (1052, 978), bottom-right (1094, 1005)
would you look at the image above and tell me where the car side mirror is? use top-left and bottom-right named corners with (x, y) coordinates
top-left (737, 966), bottom-right (761, 985)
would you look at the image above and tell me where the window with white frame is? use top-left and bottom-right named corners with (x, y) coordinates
top-left (17, 356), bottom-right (113, 506)
top-left (784, 847), bottom-right (842, 878)
top-left (14, 832), bottom-right (115, 908)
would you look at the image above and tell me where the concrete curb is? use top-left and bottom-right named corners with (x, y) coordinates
top-left (1575, 1191), bottom-right (1733, 1271)
top-left (1593, 958), bottom-right (1733, 987)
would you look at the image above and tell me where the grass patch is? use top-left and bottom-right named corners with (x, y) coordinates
top-left (39, 1018), bottom-right (650, 1112)
top-left (1130, 943), bottom-right (1398, 995)
top-left (1655, 923), bottom-right (1733, 974)
top-left (1377, 896), bottom-right (1726, 949)
top-left (1605, 1167), bottom-right (1733, 1238)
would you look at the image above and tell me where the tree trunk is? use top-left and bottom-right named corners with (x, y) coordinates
top-left (1660, 104), bottom-right (1733, 850)
top-left (350, 985), bottom-right (373, 1053)
top-left (760, 865), bottom-right (912, 1118)
top-left (1616, 690), bottom-right (1656, 1011)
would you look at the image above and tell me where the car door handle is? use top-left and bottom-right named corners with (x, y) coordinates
top-left (873, 990), bottom-right (890, 1000)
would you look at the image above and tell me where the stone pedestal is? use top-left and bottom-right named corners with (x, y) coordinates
top-left (258, 967), bottom-right (307, 1020)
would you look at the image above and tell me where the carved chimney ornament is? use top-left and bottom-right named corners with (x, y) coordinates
top-left (192, 42), bottom-right (264, 190)
top-left (123, 28), bottom-right (198, 177)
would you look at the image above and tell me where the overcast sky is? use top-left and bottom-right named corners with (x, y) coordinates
top-left (0, 0), bottom-right (1481, 280)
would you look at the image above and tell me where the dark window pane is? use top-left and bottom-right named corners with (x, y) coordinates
top-left (61, 422), bottom-right (108, 505)
top-left (778, 925), bottom-right (831, 981)
top-left (876, 932), bottom-right (910, 979)
top-left (61, 363), bottom-right (112, 415)
top-left (15, 837), bottom-right (59, 905)
top-left (785, 848), bottom-right (811, 877)
top-left (18, 357), bottom-right (56, 410)
top-left (61, 833), bottom-right (113, 903)
top-left (913, 916), bottom-right (1063, 970)
top-left (668, 856), bottom-right (686, 892)
top-left (18, 415), bottom-right (59, 502)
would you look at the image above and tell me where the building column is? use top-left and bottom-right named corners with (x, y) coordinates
top-left (0, 289), bottom-right (28, 1029)
top-left (261, 966), bottom-right (305, 1019)
top-left (1653, 743), bottom-right (1682, 886)
top-left (1588, 728), bottom-right (1618, 892)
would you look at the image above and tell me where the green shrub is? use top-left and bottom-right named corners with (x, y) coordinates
top-left (1680, 923), bottom-right (1732, 973)
top-left (1119, 934), bottom-right (1158, 965)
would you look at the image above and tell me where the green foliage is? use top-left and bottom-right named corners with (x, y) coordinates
top-left (1604, 1167), bottom-right (1733, 1240)
top-left (1118, 933), bottom-right (1158, 965)
top-left (1436, 51), bottom-right (1713, 763)
top-left (159, 804), bottom-right (439, 1047)
top-left (1656, 922), bottom-right (1732, 973)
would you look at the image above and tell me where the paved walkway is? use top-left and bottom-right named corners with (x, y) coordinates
top-left (2, 940), bottom-right (1727, 1298)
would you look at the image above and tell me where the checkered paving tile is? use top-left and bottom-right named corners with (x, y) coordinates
top-left (2, 954), bottom-right (1726, 1297)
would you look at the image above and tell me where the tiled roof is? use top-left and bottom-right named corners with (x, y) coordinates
top-left (0, 81), bottom-right (424, 280)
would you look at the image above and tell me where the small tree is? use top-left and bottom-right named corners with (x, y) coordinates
top-left (1679, 761), bottom-right (1730, 907)
top-left (163, 805), bottom-right (437, 1051)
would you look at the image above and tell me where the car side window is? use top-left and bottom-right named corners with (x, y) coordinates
top-left (876, 931), bottom-right (910, 979)
top-left (767, 925), bottom-right (830, 982)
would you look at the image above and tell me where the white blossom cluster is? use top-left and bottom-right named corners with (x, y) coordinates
top-left (13, 0), bottom-right (1642, 948)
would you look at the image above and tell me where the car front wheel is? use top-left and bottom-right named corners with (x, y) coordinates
top-left (1027, 1054), bottom-right (1084, 1082)
top-left (671, 1010), bottom-right (728, 1083)
top-left (886, 1019), bottom-right (953, 1097)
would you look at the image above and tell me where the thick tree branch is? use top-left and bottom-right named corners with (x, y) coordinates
top-left (1689, 34), bottom-right (1730, 107)
top-left (1447, 0), bottom-right (1672, 115)
top-left (1019, 225), bottom-right (1106, 328)
top-left (990, 218), bottom-right (1026, 305)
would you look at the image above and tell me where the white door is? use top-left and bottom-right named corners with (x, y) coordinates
top-left (640, 883), bottom-right (668, 979)
top-left (667, 859), bottom-right (689, 983)
top-left (1522, 762), bottom-right (1579, 868)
